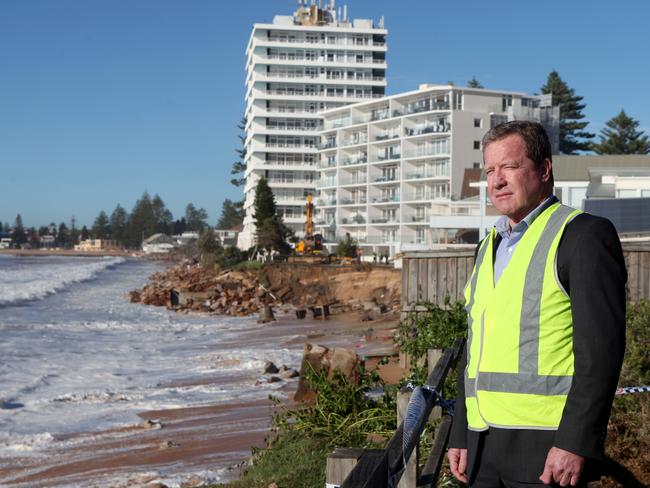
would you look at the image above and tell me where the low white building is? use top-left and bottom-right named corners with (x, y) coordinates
top-left (142, 234), bottom-right (176, 254)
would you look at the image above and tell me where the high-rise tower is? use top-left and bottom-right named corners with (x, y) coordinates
top-left (238, 1), bottom-right (387, 249)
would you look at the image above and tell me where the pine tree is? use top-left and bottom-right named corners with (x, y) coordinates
top-left (231, 117), bottom-right (247, 187)
top-left (252, 177), bottom-right (291, 252)
top-left (252, 177), bottom-right (277, 229)
top-left (541, 71), bottom-right (594, 154)
top-left (126, 192), bottom-right (156, 247)
top-left (184, 203), bottom-right (208, 232)
top-left (152, 194), bottom-right (173, 234)
top-left (110, 204), bottom-right (128, 245)
top-left (217, 198), bottom-right (245, 229)
top-left (12, 214), bottom-right (27, 245)
top-left (592, 110), bottom-right (650, 155)
top-left (80, 225), bottom-right (90, 241)
top-left (91, 210), bottom-right (111, 239)
top-left (467, 76), bottom-right (484, 88)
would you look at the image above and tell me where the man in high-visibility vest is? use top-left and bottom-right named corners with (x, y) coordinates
top-left (447, 121), bottom-right (626, 487)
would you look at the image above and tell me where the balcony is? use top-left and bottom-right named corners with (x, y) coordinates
top-left (404, 171), bottom-right (449, 180)
top-left (341, 215), bottom-right (367, 225)
top-left (341, 157), bottom-right (368, 166)
top-left (318, 199), bottom-right (337, 206)
top-left (340, 176), bottom-right (367, 186)
top-left (376, 154), bottom-right (401, 161)
top-left (372, 195), bottom-right (400, 204)
top-left (319, 140), bottom-right (338, 150)
top-left (404, 122), bottom-right (451, 137)
top-left (339, 198), bottom-right (368, 205)
top-left (374, 133), bottom-right (400, 141)
top-left (341, 136), bottom-right (368, 147)
top-left (370, 218), bottom-right (400, 224)
top-left (317, 161), bottom-right (337, 169)
top-left (373, 175), bottom-right (398, 183)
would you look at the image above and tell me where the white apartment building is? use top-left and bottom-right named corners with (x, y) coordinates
top-left (315, 84), bottom-right (559, 256)
top-left (238, 1), bottom-right (387, 249)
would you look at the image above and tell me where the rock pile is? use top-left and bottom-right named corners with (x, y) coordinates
top-left (130, 261), bottom-right (401, 318)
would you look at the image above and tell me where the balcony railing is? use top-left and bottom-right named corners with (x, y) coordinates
top-left (404, 122), bottom-right (451, 136)
top-left (374, 134), bottom-right (400, 141)
top-left (372, 195), bottom-right (400, 203)
top-left (318, 199), bottom-right (337, 206)
top-left (319, 141), bottom-right (337, 150)
top-left (370, 218), bottom-right (400, 224)
top-left (341, 157), bottom-right (368, 166)
top-left (341, 137), bottom-right (368, 147)
top-left (376, 154), bottom-right (401, 161)
top-left (404, 171), bottom-right (450, 180)
top-left (339, 198), bottom-right (368, 205)
top-left (340, 177), bottom-right (367, 186)
top-left (373, 175), bottom-right (398, 183)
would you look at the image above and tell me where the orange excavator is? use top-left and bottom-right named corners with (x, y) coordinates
top-left (295, 194), bottom-right (323, 255)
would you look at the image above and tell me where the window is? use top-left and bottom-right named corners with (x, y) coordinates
top-left (473, 162), bottom-right (481, 169)
top-left (474, 118), bottom-right (482, 128)
top-left (473, 141), bottom-right (481, 150)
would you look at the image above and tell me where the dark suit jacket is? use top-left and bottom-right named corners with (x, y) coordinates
top-left (448, 212), bottom-right (627, 484)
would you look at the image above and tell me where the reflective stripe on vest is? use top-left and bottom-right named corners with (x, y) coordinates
top-left (464, 203), bottom-right (581, 430)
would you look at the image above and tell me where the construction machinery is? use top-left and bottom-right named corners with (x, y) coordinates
top-left (294, 194), bottom-right (324, 258)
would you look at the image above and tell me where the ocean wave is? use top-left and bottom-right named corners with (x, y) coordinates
top-left (0, 257), bottom-right (126, 306)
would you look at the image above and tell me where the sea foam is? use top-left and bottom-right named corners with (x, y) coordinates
top-left (0, 256), bottom-right (125, 306)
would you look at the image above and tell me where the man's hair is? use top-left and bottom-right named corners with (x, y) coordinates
top-left (482, 121), bottom-right (552, 170)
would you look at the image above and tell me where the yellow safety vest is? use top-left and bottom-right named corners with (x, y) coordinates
top-left (464, 202), bottom-right (581, 431)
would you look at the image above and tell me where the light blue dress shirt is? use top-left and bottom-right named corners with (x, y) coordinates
top-left (493, 196), bottom-right (556, 284)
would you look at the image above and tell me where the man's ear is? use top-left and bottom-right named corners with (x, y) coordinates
top-left (541, 158), bottom-right (552, 183)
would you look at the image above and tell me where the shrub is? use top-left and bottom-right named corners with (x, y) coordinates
top-left (336, 234), bottom-right (357, 258)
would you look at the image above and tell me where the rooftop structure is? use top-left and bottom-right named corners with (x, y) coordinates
top-left (237, 0), bottom-right (387, 249)
top-left (315, 83), bottom-right (559, 255)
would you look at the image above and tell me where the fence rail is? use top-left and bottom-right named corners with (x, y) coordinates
top-left (402, 244), bottom-right (650, 307)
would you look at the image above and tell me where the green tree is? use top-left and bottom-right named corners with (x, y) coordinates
top-left (12, 214), bottom-right (27, 246)
top-left (231, 116), bottom-right (247, 187)
top-left (335, 233), bottom-right (357, 258)
top-left (592, 110), bottom-right (650, 155)
top-left (541, 70), bottom-right (594, 154)
top-left (80, 225), bottom-right (89, 241)
top-left (252, 177), bottom-right (277, 229)
top-left (0, 222), bottom-right (3, 233)
top-left (184, 203), bottom-right (209, 232)
top-left (467, 76), bottom-right (484, 88)
top-left (126, 192), bottom-right (157, 247)
top-left (152, 194), bottom-right (173, 234)
top-left (91, 210), bottom-right (111, 239)
top-left (252, 177), bottom-right (291, 252)
top-left (197, 227), bottom-right (222, 267)
top-left (57, 222), bottom-right (69, 247)
top-left (216, 198), bottom-right (245, 229)
top-left (110, 204), bottom-right (128, 245)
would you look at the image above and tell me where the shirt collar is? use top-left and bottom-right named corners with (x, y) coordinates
top-left (495, 195), bottom-right (557, 239)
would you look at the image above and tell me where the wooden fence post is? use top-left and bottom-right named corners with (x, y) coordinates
top-left (397, 388), bottom-right (417, 488)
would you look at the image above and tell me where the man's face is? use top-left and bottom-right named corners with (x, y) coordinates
top-left (484, 134), bottom-right (552, 227)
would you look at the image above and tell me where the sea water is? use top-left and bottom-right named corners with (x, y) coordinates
top-left (0, 255), bottom-right (302, 486)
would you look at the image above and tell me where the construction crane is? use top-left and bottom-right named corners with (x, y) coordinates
top-left (295, 194), bottom-right (323, 254)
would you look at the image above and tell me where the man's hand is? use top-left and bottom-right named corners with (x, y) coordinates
top-left (447, 447), bottom-right (468, 484)
top-left (539, 446), bottom-right (585, 486)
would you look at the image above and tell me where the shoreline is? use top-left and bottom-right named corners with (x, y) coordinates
top-left (0, 308), bottom-right (401, 487)
top-left (0, 249), bottom-right (140, 258)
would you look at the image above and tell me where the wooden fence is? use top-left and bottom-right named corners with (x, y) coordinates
top-left (401, 244), bottom-right (650, 308)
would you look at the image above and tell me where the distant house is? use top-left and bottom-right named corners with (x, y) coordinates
top-left (174, 231), bottom-right (200, 246)
top-left (40, 235), bottom-right (56, 248)
top-left (0, 237), bottom-right (11, 249)
top-left (142, 234), bottom-right (176, 254)
top-left (214, 224), bottom-right (243, 248)
top-left (74, 239), bottom-right (117, 252)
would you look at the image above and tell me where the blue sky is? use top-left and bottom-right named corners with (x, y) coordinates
top-left (1, 0), bottom-right (649, 228)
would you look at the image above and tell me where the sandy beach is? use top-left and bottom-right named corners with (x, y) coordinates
top-left (0, 309), bottom-right (400, 488)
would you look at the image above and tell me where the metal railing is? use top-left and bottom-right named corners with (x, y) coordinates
top-left (341, 338), bottom-right (465, 488)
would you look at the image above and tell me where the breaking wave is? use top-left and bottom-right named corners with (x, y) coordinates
top-left (0, 257), bottom-right (126, 306)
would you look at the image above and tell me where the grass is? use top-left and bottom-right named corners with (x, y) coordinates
top-left (214, 431), bottom-right (330, 488)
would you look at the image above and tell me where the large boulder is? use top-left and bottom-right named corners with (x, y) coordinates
top-left (294, 343), bottom-right (361, 403)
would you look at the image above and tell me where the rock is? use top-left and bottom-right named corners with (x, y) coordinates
top-left (258, 306), bottom-right (275, 323)
top-left (267, 376), bottom-right (282, 383)
top-left (180, 476), bottom-right (204, 488)
top-left (263, 361), bottom-right (279, 374)
top-left (142, 419), bottom-right (162, 430)
top-left (294, 344), bottom-right (360, 403)
top-left (279, 367), bottom-right (299, 379)
top-left (129, 290), bottom-right (141, 303)
top-left (159, 440), bottom-right (180, 450)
